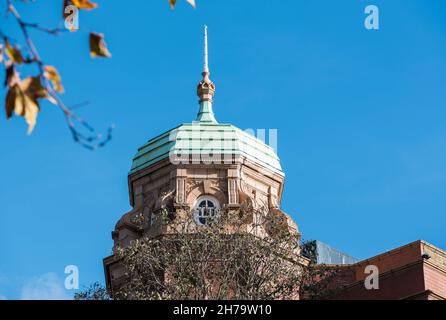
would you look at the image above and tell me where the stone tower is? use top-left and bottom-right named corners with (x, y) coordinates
top-left (103, 27), bottom-right (300, 292)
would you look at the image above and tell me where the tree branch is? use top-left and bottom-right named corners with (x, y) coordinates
top-left (4, 0), bottom-right (113, 149)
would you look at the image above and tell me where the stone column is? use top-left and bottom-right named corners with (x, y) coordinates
top-left (227, 168), bottom-right (239, 206)
top-left (175, 168), bottom-right (187, 205)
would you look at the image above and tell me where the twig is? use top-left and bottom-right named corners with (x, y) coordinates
top-left (23, 22), bottom-right (66, 36)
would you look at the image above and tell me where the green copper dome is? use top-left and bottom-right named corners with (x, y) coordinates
top-left (130, 122), bottom-right (283, 175)
top-left (130, 26), bottom-right (283, 176)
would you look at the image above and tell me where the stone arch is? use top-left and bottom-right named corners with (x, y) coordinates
top-left (186, 184), bottom-right (227, 209)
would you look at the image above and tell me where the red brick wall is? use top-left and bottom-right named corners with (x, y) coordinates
top-left (352, 241), bottom-right (422, 282)
top-left (326, 241), bottom-right (446, 300)
top-left (424, 263), bottom-right (446, 299)
top-left (329, 262), bottom-right (426, 300)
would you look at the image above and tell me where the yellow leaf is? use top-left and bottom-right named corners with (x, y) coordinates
top-left (5, 42), bottom-right (24, 65)
top-left (21, 76), bottom-right (49, 100)
top-left (5, 76), bottom-right (50, 134)
top-left (19, 93), bottom-right (40, 135)
top-left (71, 0), bottom-right (98, 10)
top-left (89, 33), bottom-right (112, 58)
top-left (0, 44), bottom-right (4, 64)
top-left (44, 65), bottom-right (64, 93)
top-left (4, 63), bottom-right (20, 88)
top-left (5, 83), bottom-right (40, 134)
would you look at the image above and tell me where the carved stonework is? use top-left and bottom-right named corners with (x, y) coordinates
top-left (186, 179), bottom-right (226, 195)
top-left (182, 178), bottom-right (228, 210)
top-left (157, 188), bottom-right (175, 210)
top-left (186, 180), bottom-right (203, 195)
top-left (228, 178), bottom-right (238, 205)
top-left (240, 179), bottom-right (260, 209)
top-left (176, 178), bottom-right (186, 204)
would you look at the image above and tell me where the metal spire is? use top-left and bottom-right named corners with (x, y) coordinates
top-left (196, 25), bottom-right (217, 123)
top-left (203, 25), bottom-right (209, 75)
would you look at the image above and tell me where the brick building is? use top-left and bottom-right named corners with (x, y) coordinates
top-left (103, 27), bottom-right (300, 294)
top-left (104, 27), bottom-right (446, 300)
top-left (312, 240), bottom-right (446, 300)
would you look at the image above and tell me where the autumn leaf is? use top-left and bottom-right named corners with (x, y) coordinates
top-left (0, 44), bottom-right (4, 64)
top-left (5, 76), bottom-right (50, 134)
top-left (89, 32), bottom-right (112, 58)
top-left (44, 65), bottom-right (64, 93)
top-left (5, 42), bottom-right (24, 65)
top-left (5, 83), bottom-right (40, 134)
top-left (22, 76), bottom-right (50, 100)
top-left (20, 97), bottom-right (40, 135)
top-left (5, 85), bottom-right (19, 119)
top-left (71, 0), bottom-right (98, 10)
top-left (169, 0), bottom-right (196, 9)
top-left (4, 63), bottom-right (20, 88)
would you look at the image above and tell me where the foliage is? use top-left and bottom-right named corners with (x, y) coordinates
top-left (300, 239), bottom-right (318, 264)
top-left (77, 208), bottom-right (345, 300)
top-left (74, 282), bottom-right (111, 300)
top-left (112, 207), bottom-right (307, 300)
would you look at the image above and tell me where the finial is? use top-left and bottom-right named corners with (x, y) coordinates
top-left (196, 25), bottom-right (217, 123)
top-left (203, 25), bottom-right (209, 75)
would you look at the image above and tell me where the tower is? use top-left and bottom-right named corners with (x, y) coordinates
top-left (103, 27), bottom-right (300, 292)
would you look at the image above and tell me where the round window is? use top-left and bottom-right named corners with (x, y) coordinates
top-left (193, 196), bottom-right (220, 226)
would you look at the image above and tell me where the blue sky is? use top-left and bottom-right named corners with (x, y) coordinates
top-left (1, 0), bottom-right (446, 299)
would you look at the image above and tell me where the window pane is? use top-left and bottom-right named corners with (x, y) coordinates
top-left (194, 197), bottom-right (219, 226)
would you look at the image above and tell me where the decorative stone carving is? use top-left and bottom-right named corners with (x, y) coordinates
top-left (184, 179), bottom-right (228, 209)
top-left (240, 179), bottom-right (260, 209)
top-left (157, 188), bottom-right (175, 210)
top-left (176, 178), bottom-right (186, 204)
top-left (186, 180), bottom-right (203, 195)
top-left (228, 178), bottom-right (238, 205)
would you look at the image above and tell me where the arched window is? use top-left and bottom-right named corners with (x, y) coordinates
top-left (193, 196), bottom-right (220, 226)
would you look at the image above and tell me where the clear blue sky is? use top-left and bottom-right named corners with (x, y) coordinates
top-left (1, 0), bottom-right (446, 299)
